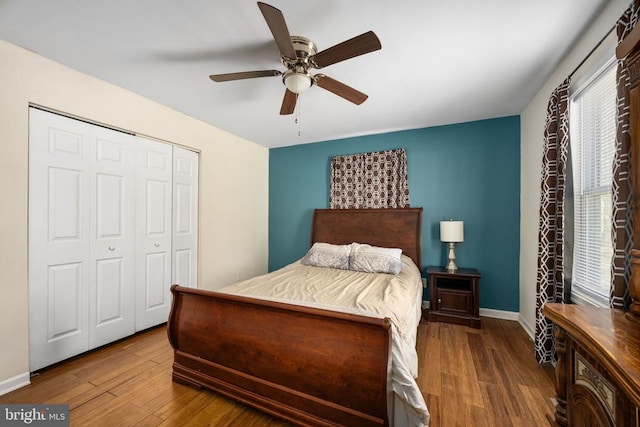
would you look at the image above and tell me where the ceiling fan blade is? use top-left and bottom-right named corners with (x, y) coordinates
top-left (258, 2), bottom-right (297, 60)
top-left (310, 31), bottom-right (381, 69)
top-left (314, 74), bottom-right (368, 105)
top-left (280, 89), bottom-right (298, 115)
top-left (209, 70), bottom-right (281, 82)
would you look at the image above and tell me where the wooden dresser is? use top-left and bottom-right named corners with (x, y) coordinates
top-left (542, 303), bottom-right (640, 426)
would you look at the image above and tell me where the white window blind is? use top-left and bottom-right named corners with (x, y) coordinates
top-left (569, 59), bottom-right (617, 307)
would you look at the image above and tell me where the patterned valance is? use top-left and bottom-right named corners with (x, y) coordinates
top-left (330, 148), bottom-right (410, 209)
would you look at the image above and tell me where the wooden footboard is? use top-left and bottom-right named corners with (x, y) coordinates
top-left (167, 285), bottom-right (392, 427)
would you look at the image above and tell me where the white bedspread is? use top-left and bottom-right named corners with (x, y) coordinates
top-left (218, 255), bottom-right (430, 427)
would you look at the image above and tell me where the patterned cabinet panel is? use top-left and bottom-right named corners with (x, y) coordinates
top-left (570, 352), bottom-right (616, 426)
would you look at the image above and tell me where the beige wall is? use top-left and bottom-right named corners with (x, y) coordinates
top-left (0, 40), bottom-right (269, 388)
top-left (519, 0), bottom-right (629, 335)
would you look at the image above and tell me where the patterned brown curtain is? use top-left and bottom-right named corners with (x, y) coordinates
top-left (330, 148), bottom-right (410, 209)
top-left (535, 78), bottom-right (570, 364)
top-left (610, 0), bottom-right (640, 309)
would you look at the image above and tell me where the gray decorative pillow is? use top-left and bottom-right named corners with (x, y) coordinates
top-left (301, 242), bottom-right (351, 270)
top-left (349, 243), bottom-right (403, 275)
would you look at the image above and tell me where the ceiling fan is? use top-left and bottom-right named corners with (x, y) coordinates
top-left (209, 2), bottom-right (382, 115)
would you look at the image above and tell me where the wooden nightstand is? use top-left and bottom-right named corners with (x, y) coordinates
top-left (427, 266), bottom-right (481, 328)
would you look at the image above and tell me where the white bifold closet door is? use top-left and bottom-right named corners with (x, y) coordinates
top-left (135, 139), bottom-right (173, 331)
top-left (172, 146), bottom-right (198, 289)
top-left (29, 109), bottom-right (137, 371)
top-left (135, 142), bottom-right (198, 331)
top-left (28, 108), bottom-right (198, 371)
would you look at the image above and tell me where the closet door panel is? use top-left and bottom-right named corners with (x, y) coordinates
top-left (146, 180), bottom-right (169, 233)
top-left (95, 258), bottom-right (124, 322)
top-left (144, 252), bottom-right (169, 308)
top-left (89, 127), bottom-right (136, 348)
top-left (29, 109), bottom-right (91, 371)
top-left (49, 168), bottom-right (82, 240)
top-left (95, 174), bottom-right (123, 237)
top-left (172, 146), bottom-right (199, 288)
top-left (174, 249), bottom-right (193, 288)
top-left (136, 138), bottom-right (173, 331)
top-left (47, 263), bottom-right (83, 339)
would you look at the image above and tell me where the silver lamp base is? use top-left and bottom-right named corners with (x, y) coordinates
top-left (445, 242), bottom-right (458, 272)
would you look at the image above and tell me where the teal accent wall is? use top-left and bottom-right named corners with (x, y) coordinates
top-left (269, 116), bottom-right (521, 312)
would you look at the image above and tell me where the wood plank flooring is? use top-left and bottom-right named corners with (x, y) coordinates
top-left (0, 317), bottom-right (555, 426)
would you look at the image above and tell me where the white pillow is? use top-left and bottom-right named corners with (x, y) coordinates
top-left (301, 242), bottom-right (351, 270)
top-left (349, 243), bottom-right (403, 275)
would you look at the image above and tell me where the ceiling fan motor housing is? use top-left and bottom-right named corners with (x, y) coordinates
top-left (285, 36), bottom-right (317, 65)
top-left (282, 36), bottom-right (317, 92)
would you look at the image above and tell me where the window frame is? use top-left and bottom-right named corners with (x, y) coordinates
top-left (568, 55), bottom-right (617, 308)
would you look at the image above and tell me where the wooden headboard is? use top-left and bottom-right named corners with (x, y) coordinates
top-left (310, 208), bottom-right (423, 268)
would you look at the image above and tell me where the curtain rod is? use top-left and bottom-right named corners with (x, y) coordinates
top-left (568, 24), bottom-right (617, 79)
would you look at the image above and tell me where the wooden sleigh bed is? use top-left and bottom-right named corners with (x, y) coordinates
top-left (167, 208), bottom-right (424, 426)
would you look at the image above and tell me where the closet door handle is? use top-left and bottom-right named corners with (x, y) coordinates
top-left (108, 246), bottom-right (115, 251)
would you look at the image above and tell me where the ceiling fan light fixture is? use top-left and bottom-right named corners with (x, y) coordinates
top-left (284, 71), bottom-right (312, 93)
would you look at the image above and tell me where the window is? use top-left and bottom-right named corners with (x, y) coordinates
top-left (569, 58), bottom-right (617, 307)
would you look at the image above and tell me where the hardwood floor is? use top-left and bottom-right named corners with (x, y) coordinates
top-left (418, 318), bottom-right (555, 426)
top-left (1, 317), bottom-right (555, 426)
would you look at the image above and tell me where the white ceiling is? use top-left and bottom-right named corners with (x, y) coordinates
top-left (0, 0), bottom-right (607, 148)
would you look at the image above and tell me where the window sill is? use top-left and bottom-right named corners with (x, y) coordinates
top-left (571, 288), bottom-right (608, 308)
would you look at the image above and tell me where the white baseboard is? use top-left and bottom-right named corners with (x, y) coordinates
top-left (0, 372), bottom-right (30, 397)
top-left (422, 300), bottom-right (519, 322)
top-left (518, 314), bottom-right (535, 340)
top-left (479, 307), bottom-right (519, 321)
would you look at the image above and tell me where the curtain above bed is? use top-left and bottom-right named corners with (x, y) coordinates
top-left (330, 148), bottom-right (410, 209)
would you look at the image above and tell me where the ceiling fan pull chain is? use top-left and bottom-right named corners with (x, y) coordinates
top-left (296, 97), bottom-right (302, 136)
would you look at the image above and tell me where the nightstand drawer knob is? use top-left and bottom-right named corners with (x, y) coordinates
top-left (438, 298), bottom-right (442, 304)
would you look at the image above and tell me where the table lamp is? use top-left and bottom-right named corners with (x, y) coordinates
top-left (440, 220), bottom-right (464, 272)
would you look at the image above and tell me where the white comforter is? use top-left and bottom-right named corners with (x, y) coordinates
top-left (218, 255), bottom-right (430, 427)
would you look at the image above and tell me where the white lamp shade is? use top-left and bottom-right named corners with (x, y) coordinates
top-left (440, 220), bottom-right (464, 242)
top-left (284, 72), bottom-right (312, 93)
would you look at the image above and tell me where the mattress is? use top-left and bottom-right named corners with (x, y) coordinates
top-left (218, 254), bottom-right (430, 427)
